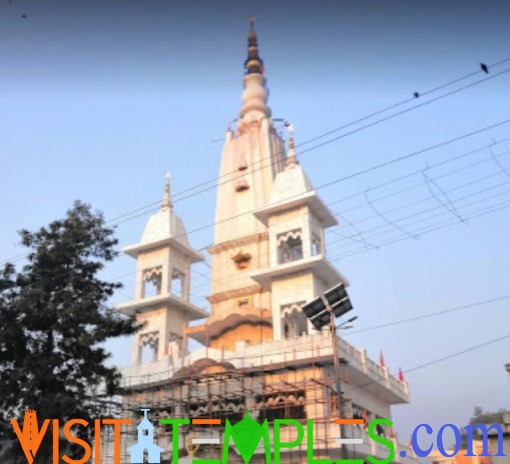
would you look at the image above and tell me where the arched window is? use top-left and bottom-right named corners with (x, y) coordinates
top-left (281, 302), bottom-right (308, 339)
top-left (256, 390), bottom-right (306, 422)
top-left (142, 267), bottom-right (162, 298)
top-left (138, 332), bottom-right (159, 364)
top-left (277, 229), bottom-right (303, 264)
top-left (171, 269), bottom-right (185, 298)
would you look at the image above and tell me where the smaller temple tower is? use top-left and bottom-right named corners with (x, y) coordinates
top-left (116, 175), bottom-right (208, 365)
top-left (252, 124), bottom-right (348, 340)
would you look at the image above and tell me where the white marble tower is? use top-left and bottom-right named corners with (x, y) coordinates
top-left (116, 175), bottom-right (208, 365)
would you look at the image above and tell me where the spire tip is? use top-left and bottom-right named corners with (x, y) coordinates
top-left (285, 122), bottom-right (298, 168)
top-left (162, 173), bottom-right (172, 210)
top-left (244, 15), bottom-right (263, 75)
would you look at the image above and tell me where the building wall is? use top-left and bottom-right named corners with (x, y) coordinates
top-left (134, 306), bottom-right (188, 363)
top-left (488, 435), bottom-right (510, 464)
top-left (210, 323), bottom-right (273, 351)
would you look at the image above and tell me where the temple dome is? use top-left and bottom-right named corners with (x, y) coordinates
top-left (269, 163), bottom-right (314, 205)
top-left (140, 208), bottom-right (189, 247)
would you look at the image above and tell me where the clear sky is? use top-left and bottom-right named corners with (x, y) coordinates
top-left (1, 0), bottom-right (509, 443)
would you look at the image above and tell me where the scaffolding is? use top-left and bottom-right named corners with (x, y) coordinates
top-left (95, 332), bottom-right (415, 464)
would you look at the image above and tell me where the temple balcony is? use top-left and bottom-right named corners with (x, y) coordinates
top-left (119, 333), bottom-right (408, 404)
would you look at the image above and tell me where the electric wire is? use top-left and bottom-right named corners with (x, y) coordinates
top-left (333, 197), bottom-right (510, 261)
top-left (112, 180), bottom-right (510, 301)
top-left (346, 294), bottom-right (510, 335)
top-left (2, 63), bottom-right (509, 267)
top-left (2, 124), bottom-right (510, 298)
top-left (109, 68), bottom-right (510, 228)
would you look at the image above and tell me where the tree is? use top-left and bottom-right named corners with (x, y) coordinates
top-left (0, 201), bottom-right (141, 462)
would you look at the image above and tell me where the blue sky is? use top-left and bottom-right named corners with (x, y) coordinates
top-left (1, 0), bottom-right (509, 442)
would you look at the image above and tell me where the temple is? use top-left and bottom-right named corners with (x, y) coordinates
top-left (110, 18), bottom-right (417, 464)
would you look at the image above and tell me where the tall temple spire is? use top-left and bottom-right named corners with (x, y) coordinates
top-left (239, 16), bottom-right (271, 124)
top-left (161, 172), bottom-right (172, 210)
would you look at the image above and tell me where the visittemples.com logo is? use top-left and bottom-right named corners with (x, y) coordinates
top-left (10, 409), bottom-right (506, 464)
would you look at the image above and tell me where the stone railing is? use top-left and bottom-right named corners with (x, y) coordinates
top-left (118, 332), bottom-right (408, 401)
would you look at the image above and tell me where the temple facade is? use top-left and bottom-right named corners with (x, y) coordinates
top-left (110, 19), bottom-right (417, 464)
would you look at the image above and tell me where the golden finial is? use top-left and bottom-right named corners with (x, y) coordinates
top-left (244, 15), bottom-right (263, 74)
top-left (162, 172), bottom-right (172, 210)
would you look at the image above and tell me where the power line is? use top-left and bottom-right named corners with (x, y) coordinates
top-left (346, 294), bottom-right (510, 335)
top-left (109, 142), bottom-right (510, 301)
top-left (2, 62), bottom-right (509, 266)
top-left (2, 122), bottom-right (509, 295)
top-left (331, 192), bottom-right (510, 259)
top-left (347, 332), bottom-right (510, 397)
top-left (114, 175), bottom-right (509, 300)
top-left (189, 147), bottom-right (510, 294)
top-left (168, 60), bottom-right (510, 201)
top-left (142, 65), bottom-right (510, 218)
top-left (318, 138), bottom-right (510, 218)
top-left (332, 145), bottom-right (510, 216)
top-left (6, 118), bottom-right (506, 276)
top-left (326, 175), bottom-right (510, 253)
top-left (115, 119), bottom-right (510, 249)
top-left (103, 61), bottom-right (510, 224)
top-left (337, 180), bottom-right (510, 247)
top-left (333, 196), bottom-right (510, 261)
top-left (112, 151), bottom-right (510, 296)
top-left (404, 333), bottom-right (510, 375)
top-left (186, 190), bottom-right (510, 298)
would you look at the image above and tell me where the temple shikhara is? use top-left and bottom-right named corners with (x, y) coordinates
top-left (109, 18), bottom-right (417, 464)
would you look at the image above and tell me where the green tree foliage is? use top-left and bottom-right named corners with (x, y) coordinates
top-left (0, 201), bottom-right (141, 461)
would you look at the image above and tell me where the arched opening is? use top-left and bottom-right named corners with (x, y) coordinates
top-left (171, 269), bottom-right (185, 298)
top-left (142, 267), bottom-right (162, 298)
top-left (281, 303), bottom-right (308, 339)
top-left (277, 229), bottom-right (303, 264)
top-left (138, 333), bottom-right (159, 364)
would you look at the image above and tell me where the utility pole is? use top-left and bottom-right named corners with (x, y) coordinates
top-left (325, 295), bottom-right (348, 460)
top-left (303, 283), bottom-right (355, 462)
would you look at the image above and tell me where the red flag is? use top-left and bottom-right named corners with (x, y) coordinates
top-left (379, 350), bottom-right (385, 368)
top-left (398, 367), bottom-right (405, 382)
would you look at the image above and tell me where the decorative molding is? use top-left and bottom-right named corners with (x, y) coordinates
top-left (207, 284), bottom-right (262, 304)
top-left (231, 249), bottom-right (252, 269)
top-left (142, 266), bottom-right (162, 281)
top-left (280, 301), bottom-right (307, 317)
top-left (276, 228), bottom-right (302, 246)
top-left (139, 331), bottom-right (159, 348)
top-left (235, 296), bottom-right (253, 310)
top-left (235, 179), bottom-right (250, 192)
top-left (237, 120), bottom-right (262, 134)
top-left (208, 232), bottom-right (269, 255)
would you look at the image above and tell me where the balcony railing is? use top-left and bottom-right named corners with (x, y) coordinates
top-left (118, 333), bottom-right (408, 401)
